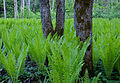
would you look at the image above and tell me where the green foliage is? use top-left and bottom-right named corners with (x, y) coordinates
top-left (0, 0), bottom-right (21, 18)
top-left (65, 0), bottom-right (74, 18)
top-left (93, 18), bottom-right (120, 77)
top-left (0, 39), bottom-right (2, 66)
top-left (81, 70), bottom-right (101, 83)
top-left (76, 70), bottom-right (101, 83)
top-left (0, 19), bottom-right (29, 82)
top-left (44, 22), bottom-right (90, 83)
top-left (115, 57), bottom-right (120, 74)
top-left (19, 6), bottom-right (40, 19)
top-left (1, 44), bottom-right (28, 83)
top-left (29, 35), bottom-right (46, 71)
top-left (93, 2), bottom-right (120, 19)
top-left (0, 18), bottom-right (120, 82)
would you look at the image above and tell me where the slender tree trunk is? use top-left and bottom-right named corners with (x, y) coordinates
top-left (55, 0), bottom-right (65, 36)
top-left (39, 0), bottom-right (54, 37)
top-left (28, 0), bottom-right (30, 11)
top-left (21, 0), bottom-right (24, 18)
top-left (33, 0), bottom-right (35, 12)
top-left (74, 0), bottom-right (94, 78)
top-left (3, 0), bottom-right (6, 18)
top-left (21, 0), bottom-right (22, 16)
top-left (14, 0), bottom-right (17, 18)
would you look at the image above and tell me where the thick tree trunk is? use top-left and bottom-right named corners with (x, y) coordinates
top-left (33, 0), bottom-right (35, 12)
top-left (3, 0), bottom-right (6, 18)
top-left (14, 0), bottom-right (17, 18)
top-left (39, 0), bottom-right (54, 37)
top-left (74, 0), bottom-right (94, 78)
top-left (55, 0), bottom-right (65, 36)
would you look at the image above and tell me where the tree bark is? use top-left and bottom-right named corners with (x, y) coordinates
top-left (3, 0), bottom-right (6, 18)
top-left (74, 0), bottom-right (94, 78)
top-left (14, 0), bottom-right (18, 18)
top-left (55, 0), bottom-right (65, 36)
top-left (39, 0), bottom-right (54, 37)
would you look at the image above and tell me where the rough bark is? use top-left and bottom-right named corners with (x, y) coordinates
top-left (39, 0), bottom-right (54, 37)
top-left (3, 0), bottom-right (6, 18)
top-left (14, 0), bottom-right (18, 18)
top-left (74, 0), bottom-right (94, 78)
top-left (55, 0), bottom-right (65, 36)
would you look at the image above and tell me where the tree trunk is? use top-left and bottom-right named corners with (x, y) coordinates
top-left (39, 0), bottom-right (54, 37)
top-left (74, 0), bottom-right (94, 78)
top-left (14, 0), bottom-right (17, 18)
top-left (33, 0), bottom-right (35, 12)
top-left (3, 0), bottom-right (6, 18)
top-left (55, 0), bottom-right (65, 36)
top-left (28, 0), bottom-right (30, 11)
top-left (21, 0), bottom-right (24, 18)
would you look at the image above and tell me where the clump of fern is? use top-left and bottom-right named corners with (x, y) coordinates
top-left (115, 57), bottom-right (120, 74)
top-left (28, 34), bottom-right (46, 71)
top-left (1, 26), bottom-right (28, 82)
top-left (79, 70), bottom-right (101, 83)
top-left (1, 44), bottom-right (28, 83)
top-left (44, 24), bottom-right (90, 83)
top-left (93, 19), bottom-right (120, 77)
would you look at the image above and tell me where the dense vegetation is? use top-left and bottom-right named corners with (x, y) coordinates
top-left (0, 0), bottom-right (120, 83)
top-left (0, 18), bottom-right (120, 82)
top-left (0, 0), bottom-right (120, 19)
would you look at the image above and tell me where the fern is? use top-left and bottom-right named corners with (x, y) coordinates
top-left (115, 57), bottom-right (120, 74)
top-left (1, 44), bottom-right (28, 83)
top-left (93, 18), bottom-right (120, 77)
top-left (45, 33), bottom-right (90, 83)
top-left (0, 39), bottom-right (2, 66)
top-left (28, 34), bottom-right (46, 71)
top-left (81, 70), bottom-right (101, 83)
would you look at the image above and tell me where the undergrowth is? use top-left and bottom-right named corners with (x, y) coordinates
top-left (0, 18), bottom-right (120, 82)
